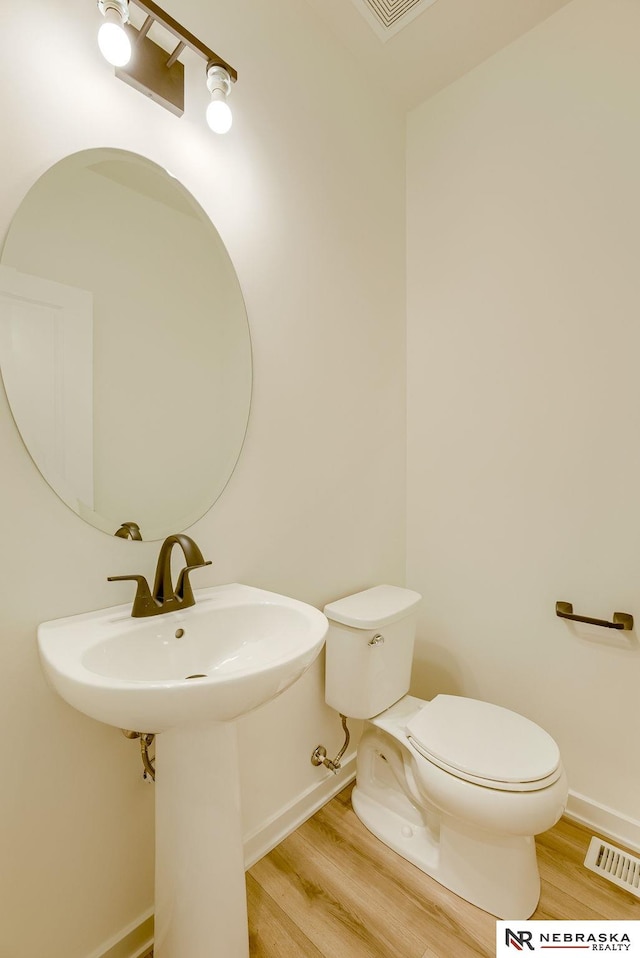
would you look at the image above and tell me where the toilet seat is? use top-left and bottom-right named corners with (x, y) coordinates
top-left (406, 695), bottom-right (562, 793)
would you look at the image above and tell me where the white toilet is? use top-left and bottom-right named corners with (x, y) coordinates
top-left (323, 584), bottom-right (568, 919)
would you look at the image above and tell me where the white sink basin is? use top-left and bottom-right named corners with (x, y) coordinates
top-left (38, 583), bottom-right (328, 731)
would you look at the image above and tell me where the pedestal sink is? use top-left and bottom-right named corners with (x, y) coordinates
top-left (38, 583), bottom-right (328, 958)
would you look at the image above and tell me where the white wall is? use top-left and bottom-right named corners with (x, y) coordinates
top-left (0, 1), bottom-right (406, 955)
top-left (407, 0), bottom-right (640, 835)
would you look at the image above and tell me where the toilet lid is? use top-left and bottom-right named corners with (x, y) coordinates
top-left (406, 695), bottom-right (561, 788)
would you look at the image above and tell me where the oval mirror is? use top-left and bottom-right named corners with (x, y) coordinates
top-left (0, 148), bottom-right (251, 540)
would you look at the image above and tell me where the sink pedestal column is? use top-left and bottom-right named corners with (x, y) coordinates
top-left (154, 721), bottom-right (249, 958)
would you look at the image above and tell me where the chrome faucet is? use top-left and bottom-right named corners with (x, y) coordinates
top-left (108, 534), bottom-right (212, 617)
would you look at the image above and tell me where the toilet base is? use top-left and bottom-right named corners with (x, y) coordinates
top-left (352, 724), bottom-right (542, 919)
top-left (352, 785), bottom-right (540, 918)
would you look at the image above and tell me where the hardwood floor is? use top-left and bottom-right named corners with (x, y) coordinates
top-left (246, 783), bottom-right (640, 958)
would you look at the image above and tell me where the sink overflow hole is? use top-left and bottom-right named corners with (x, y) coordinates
top-left (175, 628), bottom-right (185, 638)
top-left (185, 673), bottom-right (207, 680)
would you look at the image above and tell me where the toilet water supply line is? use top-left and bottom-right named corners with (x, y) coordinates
top-left (122, 729), bottom-right (156, 781)
top-left (311, 714), bottom-right (350, 773)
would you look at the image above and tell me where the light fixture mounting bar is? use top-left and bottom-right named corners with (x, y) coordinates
top-left (116, 27), bottom-right (185, 115)
top-left (138, 15), bottom-right (153, 41)
top-left (166, 40), bottom-right (185, 69)
top-left (130, 0), bottom-right (237, 82)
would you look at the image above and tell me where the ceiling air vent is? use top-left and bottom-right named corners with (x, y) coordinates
top-left (351, 0), bottom-right (440, 42)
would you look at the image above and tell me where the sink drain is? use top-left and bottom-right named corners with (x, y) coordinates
top-left (184, 673), bottom-right (207, 680)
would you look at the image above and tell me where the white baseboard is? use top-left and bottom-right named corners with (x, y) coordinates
top-left (243, 752), bottom-right (357, 868)
top-left (565, 790), bottom-right (640, 854)
top-left (87, 908), bottom-right (153, 958)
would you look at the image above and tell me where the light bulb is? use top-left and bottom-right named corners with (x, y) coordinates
top-left (206, 93), bottom-right (233, 134)
top-left (206, 65), bottom-right (233, 135)
top-left (98, 9), bottom-right (131, 67)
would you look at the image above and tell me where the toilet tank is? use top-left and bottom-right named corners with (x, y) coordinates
top-left (323, 585), bottom-right (422, 719)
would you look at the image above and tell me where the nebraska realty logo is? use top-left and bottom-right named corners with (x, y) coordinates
top-left (496, 922), bottom-right (640, 955)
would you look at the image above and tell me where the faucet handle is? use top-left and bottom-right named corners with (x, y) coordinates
top-left (107, 574), bottom-right (158, 617)
top-left (175, 561), bottom-right (212, 604)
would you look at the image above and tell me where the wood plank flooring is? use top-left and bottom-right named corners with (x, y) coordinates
top-left (246, 783), bottom-right (640, 958)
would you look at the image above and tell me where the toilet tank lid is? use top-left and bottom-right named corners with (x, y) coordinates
top-left (323, 585), bottom-right (422, 628)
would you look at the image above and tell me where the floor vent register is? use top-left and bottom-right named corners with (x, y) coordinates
top-left (584, 836), bottom-right (640, 898)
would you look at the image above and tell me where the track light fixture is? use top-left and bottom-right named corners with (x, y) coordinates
top-left (96, 0), bottom-right (237, 133)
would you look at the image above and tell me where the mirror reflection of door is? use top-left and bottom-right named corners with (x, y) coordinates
top-left (0, 265), bottom-right (94, 514)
